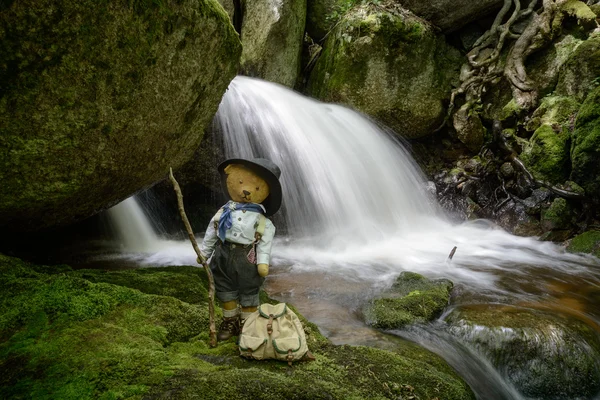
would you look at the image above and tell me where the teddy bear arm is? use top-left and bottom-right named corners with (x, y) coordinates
top-left (256, 218), bottom-right (276, 266)
top-left (199, 210), bottom-right (221, 260)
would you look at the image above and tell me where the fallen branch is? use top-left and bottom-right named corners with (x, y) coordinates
top-left (169, 167), bottom-right (218, 348)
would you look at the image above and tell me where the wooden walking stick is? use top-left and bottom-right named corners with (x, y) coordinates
top-left (169, 168), bottom-right (218, 347)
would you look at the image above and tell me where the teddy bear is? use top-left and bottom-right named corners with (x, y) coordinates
top-left (200, 157), bottom-right (282, 341)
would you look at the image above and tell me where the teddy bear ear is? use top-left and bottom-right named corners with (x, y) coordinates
top-left (223, 164), bottom-right (235, 174)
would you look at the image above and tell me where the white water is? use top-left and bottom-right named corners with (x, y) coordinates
top-left (106, 197), bottom-right (162, 252)
top-left (105, 76), bottom-right (599, 294)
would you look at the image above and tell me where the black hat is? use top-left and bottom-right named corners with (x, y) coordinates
top-left (218, 158), bottom-right (282, 216)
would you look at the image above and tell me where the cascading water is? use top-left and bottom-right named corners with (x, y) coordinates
top-left (102, 76), bottom-right (600, 399)
top-left (106, 196), bottom-right (161, 252)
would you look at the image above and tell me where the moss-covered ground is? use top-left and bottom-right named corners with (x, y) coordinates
top-left (0, 254), bottom-right (474, 399)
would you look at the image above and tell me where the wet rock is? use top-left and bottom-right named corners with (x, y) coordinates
top-left (0, 0), bottom-right (241, 232)
top-left (541, 198), bottom-right (576, 232)
top-left (446, 304), bottom-right (600, 400)
top-left (495, 200), bottom-right (543, 237)
top-left (364, 271), bottom-right (453, 330)
top-left (240, 0), bottom-right (306, 87)
top-left (571, 85), bottom-right (600, 197)
top-left (567, 230), bottom-right (600, 257)
top-left (500, 162), bottom-right (515, 179)
top-left (307, 4), bottom-right (461, 139)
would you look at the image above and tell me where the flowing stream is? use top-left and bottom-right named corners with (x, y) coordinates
top-left (102, 77), bottom-right (600, 399)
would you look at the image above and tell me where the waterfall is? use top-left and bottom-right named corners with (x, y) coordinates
top-left (215, 76), bottom-right (441, 246)
top-left (106, 196), bottom-right (161, 252)
top-left (213, 76), bottom-right (598, 288)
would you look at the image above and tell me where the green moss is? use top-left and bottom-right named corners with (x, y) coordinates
top-left (0, 0), bottom-right (241, 232)
top-left (561, 0), bottom-right (597, 21)
top-left (0, 255), bottom-right (474, 399)
top-left (567, 230), bottom-right (600, 256)
top-left (541, 197), bottom-right (576, 231)
top-left (72, 266), bottom-right (209, 305)
top-left (520, 124), bottom-right (571, 184)
top-left (307, 4), bottom-right (461, 139)
top-left (499, 99), bottom-right (523, 121)
top-left (557, 33), bottom-right (600, 102)
top-left (365, 272), bottom-right (453, 329)
top-left (571, 85), bottom-right (600, 196)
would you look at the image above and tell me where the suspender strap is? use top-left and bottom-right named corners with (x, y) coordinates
top-left (255, 214), bottom-right (266, 241)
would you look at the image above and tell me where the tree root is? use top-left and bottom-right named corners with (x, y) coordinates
top-left (439, 0), bottom-right (571, 133)
top-left (492, 121), bottom-right (588, 201)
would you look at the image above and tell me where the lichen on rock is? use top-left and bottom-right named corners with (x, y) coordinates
top-left (240, 0), bottom-right (307, 87)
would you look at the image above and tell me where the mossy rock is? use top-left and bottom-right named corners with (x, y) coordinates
top-left (571, 85), bottom-right (600, 197)
top-left (307, 4), bottom-right (461, 139)
top-left (306, 0), bottom-right (359, 42)
top-left (557, 32), bottom-right (600, 102)
top-left (446, 304), bottom-right (600, 399)
top-left (540, 197), bottom-right (576, 231)
top-left (364, 271), bottom-right (453, 329)
top-left (520, 125), bottom-right (571, 184)
top-left (0, 255), bottom-right (475, 399)
top-left (567, 230), bottom-right (600, 257)
top-left (0, 0), bottom-right (241, 233)
top-left (240, 0), bottom-right (306, 87)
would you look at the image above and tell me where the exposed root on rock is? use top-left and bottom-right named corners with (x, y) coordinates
top-left (438, 0), bottom-right (574, 133)
top-left (492, 121), bottom-right (588, 201)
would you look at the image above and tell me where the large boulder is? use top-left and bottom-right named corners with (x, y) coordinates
top-left (240, 0), bottom-right (306, 87)
top-left (446, 304), bottom-right (600, 399)
top-left (307, 4), bottom-right (461, 139)
top-left (570, 85), bottom-right (600, 197)
top-left (0, 0), bottom-right (241, 232)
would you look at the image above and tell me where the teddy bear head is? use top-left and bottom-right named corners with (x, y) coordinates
top-left (224, 164), bottom-right (270, 204)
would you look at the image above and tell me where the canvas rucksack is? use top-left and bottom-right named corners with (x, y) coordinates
top-left (238, 303), bottom-right (310, 365)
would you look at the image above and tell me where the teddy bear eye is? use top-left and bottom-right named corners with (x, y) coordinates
top-left (256, 187), bottom-right (259, 191)
top-left (239, 180), bottom-right (243, 184)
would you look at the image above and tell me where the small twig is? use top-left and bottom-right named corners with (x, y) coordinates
top-left (448, 246), bottom-right (458, 260)
top-left (169, 167), bottom-right (218, 348)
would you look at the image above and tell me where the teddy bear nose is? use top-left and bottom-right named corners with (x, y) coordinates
top-left (243, 190), bottom-right (251, 196)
